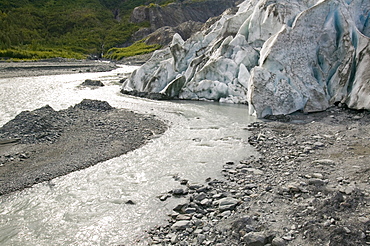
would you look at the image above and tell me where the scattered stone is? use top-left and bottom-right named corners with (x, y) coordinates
top-left (171, 220), bottom-right (192, 230)
top-left (81, 79), bottom-right (104, 87)
top-left (125, 200), bottom-right (135, 205)
top-left (159, 194), bottom-right (170, 201)
top-left (176, 214), bottom-right (192, 221)
top-left (218, 197), bottom-right (239, 212)
top-left (308, 178), bottom-right (326, 186)
top-left (271, 237), bottom-right (287, 246)
top-left (172, 188), bottom-right (188, 196)
top-left (312, 159), bottom-right (336, 166)
top-left (242, 232), bottom-right (267, 246)
top-left (142, 107), bottom-right (370, 245)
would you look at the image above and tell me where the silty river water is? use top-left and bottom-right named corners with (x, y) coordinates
top-left (0, 65), bottom-right (257, 245)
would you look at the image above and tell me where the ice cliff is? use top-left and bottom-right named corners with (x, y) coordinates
top-left (122, 0), bottom-right (370, 117)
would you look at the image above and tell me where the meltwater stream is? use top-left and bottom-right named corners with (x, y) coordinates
top-left (0, 65), bottom-right (257, 245)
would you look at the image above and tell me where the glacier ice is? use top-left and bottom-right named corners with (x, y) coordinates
top-left (122, 0), bottom-right (370, 117)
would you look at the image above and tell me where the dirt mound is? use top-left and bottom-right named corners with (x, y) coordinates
top-left (0, 100), bottom-right (167, 195)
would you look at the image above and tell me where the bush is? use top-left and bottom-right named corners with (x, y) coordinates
top-left (105, 41), bottom-right (161, 60)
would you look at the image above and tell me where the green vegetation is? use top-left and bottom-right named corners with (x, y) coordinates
top-left (0, 47), bottom-right (85, 60)
top-left (0, 0), bottom-right (170, 60)
top-left (105, 40), bottom-right (160, 60)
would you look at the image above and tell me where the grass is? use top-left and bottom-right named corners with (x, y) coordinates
top-left (104, 41), bottom-right (161, 60)
top-left (0, 47), bottom-right (86, 60)
top-left (0, 0), bottom-right (165, 60)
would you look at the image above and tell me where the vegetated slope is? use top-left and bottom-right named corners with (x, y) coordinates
top-left (0, 0), bottom-right (239, 60)
top-left (0, 0), bottom-right (167, 59)
top-left (105, 0), bottom-right (239, 60)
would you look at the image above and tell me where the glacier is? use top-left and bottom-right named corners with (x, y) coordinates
top-left (122, 0), bottom-right (370, 118)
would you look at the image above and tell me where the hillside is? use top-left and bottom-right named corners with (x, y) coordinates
top-left (0, 0), bottom-right (238, 60)
top-left (0, 0), bottom-right (170, 59)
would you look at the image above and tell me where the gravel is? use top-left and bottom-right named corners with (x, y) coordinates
top-left (0, 99), bottom-right (167, 195)
top-left (140, 106), bottom-right (370, 246)
top-left (0, 60), bottom-right (117, 78)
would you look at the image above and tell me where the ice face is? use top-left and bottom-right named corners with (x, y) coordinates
top-left (122, 0), bottom-right (370, 117)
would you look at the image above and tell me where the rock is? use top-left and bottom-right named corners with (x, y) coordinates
top-left (343, 185), bottom-right (356, 195)
top-left (218, 197), bottom-right (239, 211)
top-left (74, 99), bottom-right (114, 111)
top-left (125, 200), bottom-right (135, 205)
top-left (200, 198), bottom-right (211, 206)
top-left (170, 233), bottom-right (179, 244)
top-left (81, 79), bottom-right (104, 87)
top-left (271, 237), bottom-right (287, 246)
top-left (308, 178), bottom-right (326, 186)
top-left (188, 183), bottom-right (203, 190)
top-left (172, 188), bottom-right (188, 196)
top-left (245, 184), bottom-right (258, 190)
top-left (159, 194), bottom-right (170, 201)
top-left (184, 207), bottom-right (197, 214)
top-left (343, 226), bottom-right (351, 234)
top-left (173, 202), bottom-right (188, 212)
top-left (244, 168), bottom-right (264, 175)
top-left (194, 193), bottom-right (207, 201)
top-left (312, 159), bottom-right (336, 166)
top-left (313, 142), bottom-right (325, 148)
top-left (286, 183), bottom-right (301, 192)
top-left (358, 217), bottom-right (370, 224)
top-left (220, 210), bottom-right (231, 218)
top-left (130, 0), bottom-right (238, 29)
top-left (171, 220), bottom-right (192, 230)
top-left (311, 173), bottom-right (324, 179)
top-left (242, 232), bottom-right (267, 246)
top-left (176, 214), bottom-right (192, 221)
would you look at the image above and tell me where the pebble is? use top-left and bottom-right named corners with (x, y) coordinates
top-left (188, 183), bottom-right (203, 190)
top-left (242, 232), bottom-right (267, 245)
top-left (245, 183), bottom-right (258, 190)
top-left (218, 197), bottom-right (239, 212)
top-left (312, 173), bottom-right (324, 179)
top-left (308, 178), bottom-right (326, 186)
top-left (172, 188), bottom-right (188, 196)
top-left (313, 142), bottom-right (325, 148)
top-left (272, 237), bottom-right (287, 246)
top-left (171, 220), bottom-right (192, 230)
top-left (176, 214), bottom-right (192, 220)
top-left (312, 159), bottom-right (336, 166)
top-left (343, 226), bottom-right (351, 233)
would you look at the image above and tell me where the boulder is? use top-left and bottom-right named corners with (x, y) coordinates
top-left (81, 79), bottom-right (104, 87)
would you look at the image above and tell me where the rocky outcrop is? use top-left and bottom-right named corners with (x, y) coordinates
top-left (138, 21), bottom-right (204, 46)
top-left (130, 0), bottom-right (238, 46)
top-left (130, 0), bottom-right (239, 29)
top-left (122, 0), bottom-right (370, 118)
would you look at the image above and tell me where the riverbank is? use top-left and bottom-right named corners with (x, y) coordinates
top-left (0, 99), bottom-right (167, 196)
top-left (0, 59), bottom-right (117, 78)
top-left (142, 106), bottom-right (370, 245)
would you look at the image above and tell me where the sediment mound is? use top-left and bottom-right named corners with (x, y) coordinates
top-left (0, 99), bottom-right (167, 195)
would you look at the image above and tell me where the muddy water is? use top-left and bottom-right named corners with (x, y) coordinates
top-left (0, 65), bottom-right (257, 245)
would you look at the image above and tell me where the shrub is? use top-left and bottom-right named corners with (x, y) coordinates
top-left (105, 41), bottom-right (161, 60)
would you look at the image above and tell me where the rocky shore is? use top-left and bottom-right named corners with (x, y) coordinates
top-left (140, 107), bottom-right (370, 246)
top-left (0, 99), bottom-right (167, 196)
top-left (0, 59), bottom-right (117, 78)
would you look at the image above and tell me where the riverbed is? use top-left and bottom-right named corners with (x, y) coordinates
top-left (0, 65), bottom-right (257, 245)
